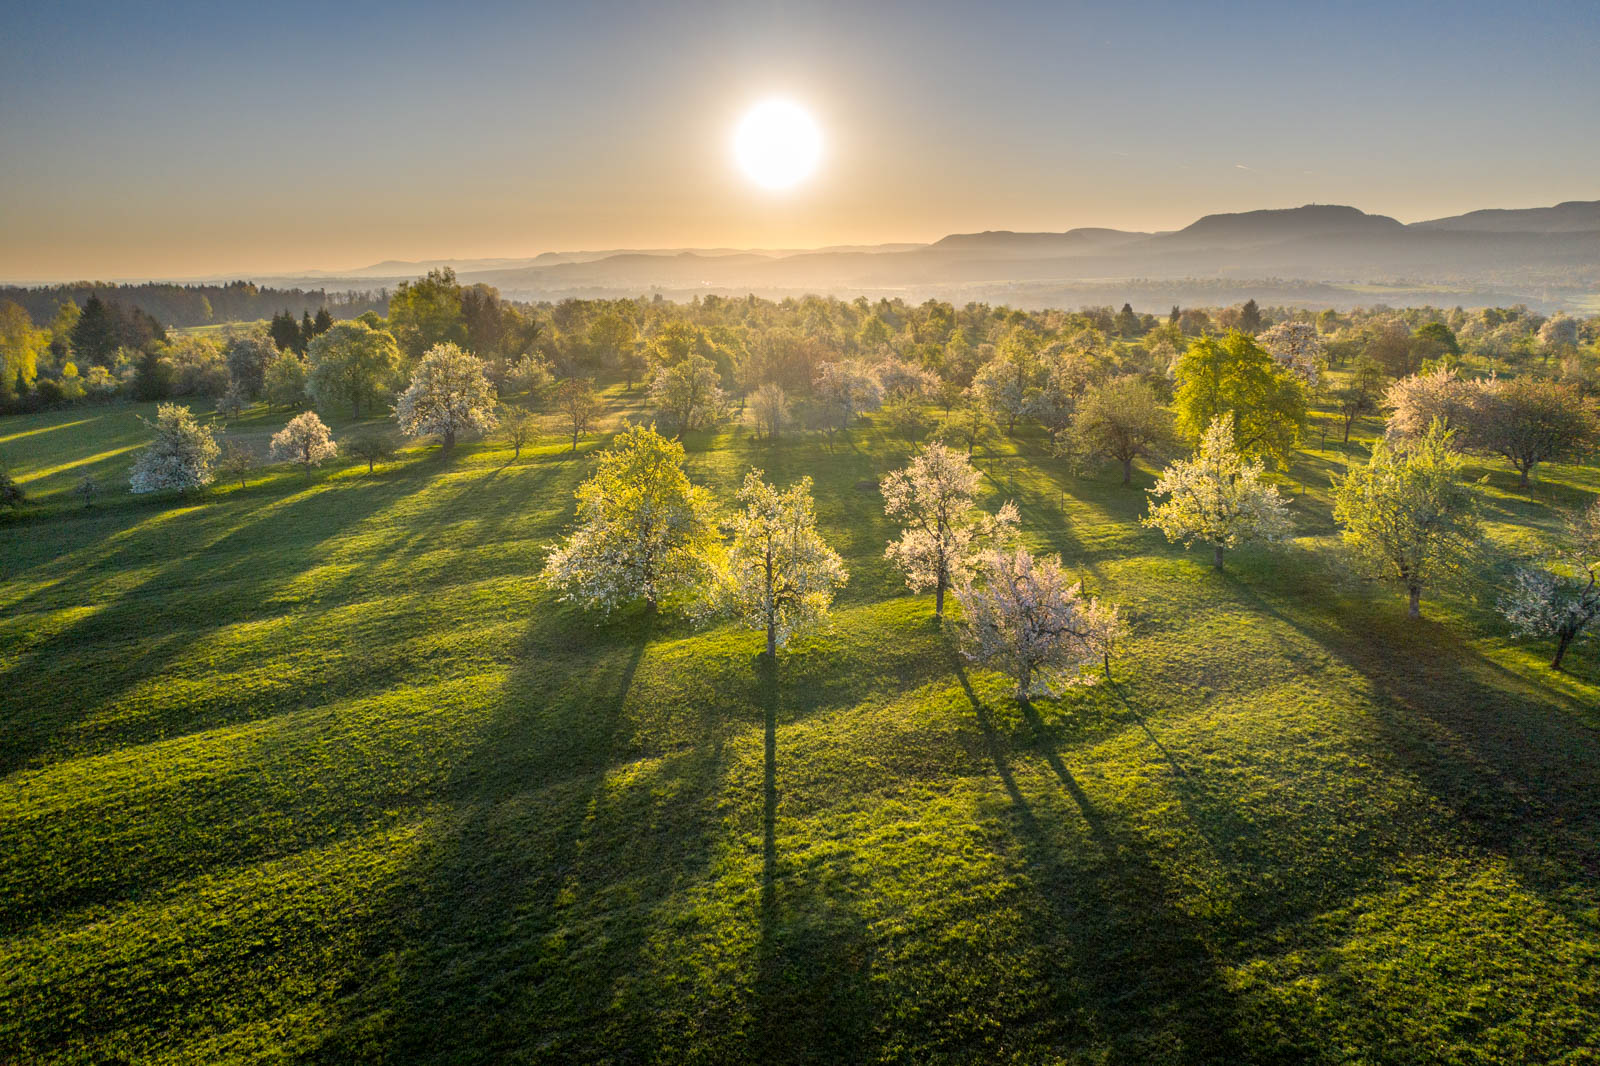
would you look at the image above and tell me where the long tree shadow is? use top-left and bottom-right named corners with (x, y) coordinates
top-left (307, 606), bottom-right (739, 1063)
top-left (1238, 572), bottom-right (1600, 900)
top-left (0, 464), bottom-right (443, 776)
top-left (952, 656), bottom-right (1251, 1062)
top-left (751, 653), bottom-right (878, 1064)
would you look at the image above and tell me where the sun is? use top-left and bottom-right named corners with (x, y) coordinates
top-left (733, 99), bottom-right (822, 191)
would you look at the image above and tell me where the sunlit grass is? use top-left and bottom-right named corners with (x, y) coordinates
top-left (1, 395), bottom-right (1597, 1062)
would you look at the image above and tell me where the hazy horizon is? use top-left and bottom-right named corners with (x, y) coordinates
top-left (4, 0), bottom-right (1598, 281)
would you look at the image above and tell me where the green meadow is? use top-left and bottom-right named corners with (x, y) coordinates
top-left (2, 394), bottom-right (1597, 1063)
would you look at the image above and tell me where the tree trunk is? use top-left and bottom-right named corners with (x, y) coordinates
top-left (1121, 457), bottom-right (1133, 486)
top-left (570, 427), bottom-right (578, 453)
top-left (1552, 629), bottom-right (1575, 670)
top-left (443, 428), bottom-right (456, 451)
top-left (1408, 585), bottom-right (1422, 618)
top-left (935, 578), bottom-right (946, 620)
top-left (1518, 464), bottom-right (1531, 488)
top-left (1212, 544), bottom-right (1225, 571)
top-left (766, 622), bottom-right (777, 660)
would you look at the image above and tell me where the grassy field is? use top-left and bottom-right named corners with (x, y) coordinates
top-left (2, 392), bottom-right (1598, 1063)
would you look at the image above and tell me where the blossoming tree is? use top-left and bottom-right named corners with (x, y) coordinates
top-left (882, 442), bottom-right (1017, 619)
top-left (542, 424), bottom-right (718, 614)
top-left (955, 546), bottom-right (1122, 698)
top-left (1143, 416), bottom-right (1293, 571)
top-left (704, 470), bottom-right (848, 658)
top-left (394, 342), bottom-right (498, 450)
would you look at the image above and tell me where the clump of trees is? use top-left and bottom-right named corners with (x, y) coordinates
top-left (882, 443), bottom-right (1017, 619)
top-left (1332, 421), bottom-right (1481, 618)
top-left (1385, 370), bottom-right (1600, 487)
top-left (129, 404), bottom-right (219, 494)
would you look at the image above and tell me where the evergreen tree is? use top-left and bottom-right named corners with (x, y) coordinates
top-left (71, 295), bottom-right (120, 367)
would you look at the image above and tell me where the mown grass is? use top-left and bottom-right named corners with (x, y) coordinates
top-left (1, 392), bottom-right (1597, 1064)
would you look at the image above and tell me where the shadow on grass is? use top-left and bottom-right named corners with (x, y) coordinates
top-left (305, 607), bottom-right (731, 1062)
top-left (1238, 571), bottom-right (1600, 898)
top-left (750, 653), bottom-right (878, 1063)
top-left (0, 462), bottom-right (443, 775)
top-left (951, 655), bottom-right (1249, 1061)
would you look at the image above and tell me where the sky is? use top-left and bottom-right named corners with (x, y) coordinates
top-left (2, 0), bottom-right (1597, 281)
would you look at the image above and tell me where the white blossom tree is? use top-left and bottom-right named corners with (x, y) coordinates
top-left (1332, 420), bottom-right (1481, 618)
top-left (702, 470), bottom-right (848, 657)
top-left (1259, 321), bottom-right (1325, 386)
top-left (129, 403), bottom-right (220, 494)
top-left (394, 342), bottom-right (499, 450)
top-left (882, 442), bottom-right (1017, 619)
top-left (812, 360), bottom-right (883, 432)
top-left (746, 382), bottom-right (791, 442)
top-left (873, 356), bottom-right (936, 401)
top-left (955, 546), bottom-right (1123, 698)
top-left (1499, 499), bottom-right (1600, 670)
top-left (541, 424), bottom-right (718, 614)
top-left (1143, 416), bottom-right (1292, 570)
top-left (270, 411), bottom-right (337, 473)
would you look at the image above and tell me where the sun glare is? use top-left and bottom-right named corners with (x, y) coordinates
top-left (733, 99), bottom-right (822, 191)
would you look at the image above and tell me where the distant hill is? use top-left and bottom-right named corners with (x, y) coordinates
top-left (1408, 200), bottom-right (1600, 233)
top-left (929, 228), bottom-right (1151, 254)
top-left (17, 198), bottom-right (1598, 316)
top-left (1157, 204), bottom-right (1405, 246)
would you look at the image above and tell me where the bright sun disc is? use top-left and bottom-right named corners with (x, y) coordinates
top-left (734, 99), bottom-right (822, 190)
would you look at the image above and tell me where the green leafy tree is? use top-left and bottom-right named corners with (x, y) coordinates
top-left (556, 378), bottom-right (599, 453)
top-left (498, 405), bottom-right (539, 460)
top-left (388, 268), bottom-right (467, 360)
top-left (1332, 421), bottom-right (1481, 618)
top-left (588, 311), bottom-right (638, 384)
top-left (1174, 330), bottom-right (1306, 468)
top-left (1334, 355), bottom-right (1386, 442)
top-left (264, 351), bottom-right (309, 409)
top-left (224, 333), bottom-right (277, 398)
top-left (650, 354), bottom-right (727, 437)
top-left (216, 441), bottom-right (258, 489)
top-left (1068, 375), bottom-right (1173, 485)
top-left (542, 424), bottom-right (718, 614)
top-left (345, 431), bottom-right (398, 473)
top-left (306, 321), bottom-right (403, 417)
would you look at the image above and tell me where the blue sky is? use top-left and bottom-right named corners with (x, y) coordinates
top-left (2, 0), bottom-right (1596, 278)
